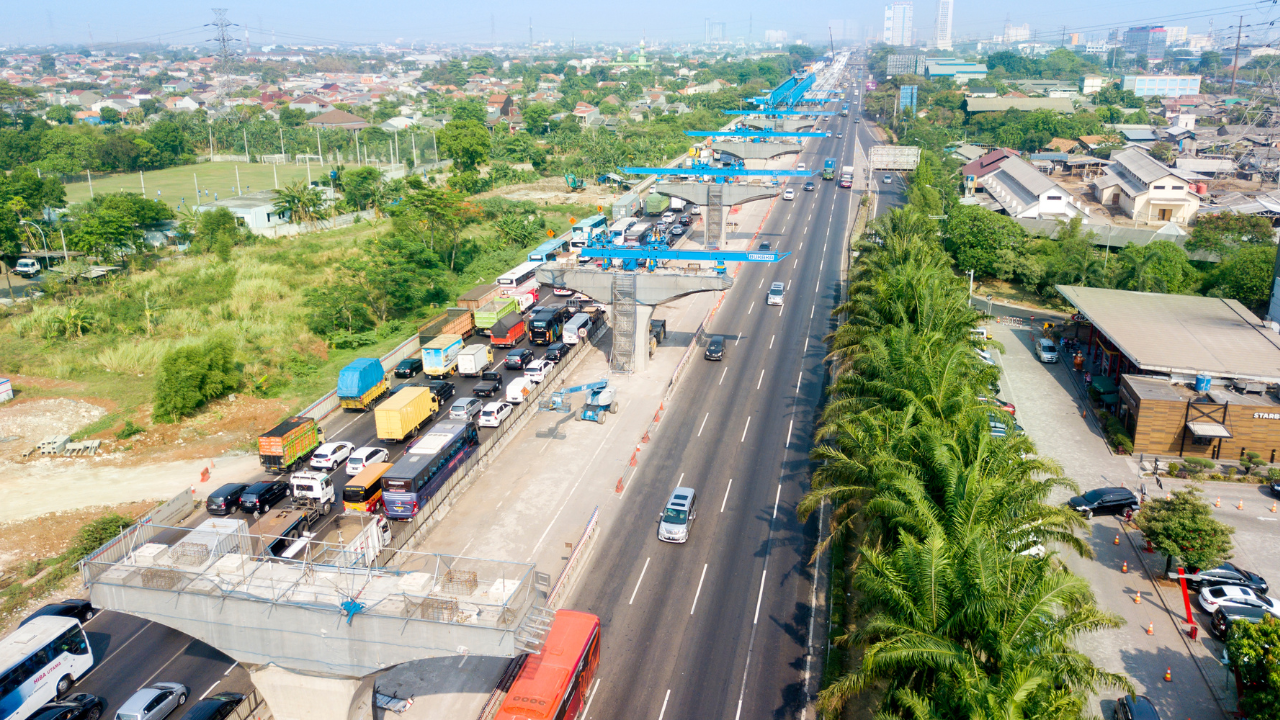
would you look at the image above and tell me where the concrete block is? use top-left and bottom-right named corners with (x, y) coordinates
top-left (486, 578), bottom-right (522, 603)
top-left (132, 543), bottom-right (169, 566)
top-left (396, 572), bottom-right (435, 594)
top-left (214, 553), bottom-right (247, 575)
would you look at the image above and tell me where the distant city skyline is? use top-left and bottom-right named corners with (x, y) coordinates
top-left (2, 0), bottom-right (1255, 50)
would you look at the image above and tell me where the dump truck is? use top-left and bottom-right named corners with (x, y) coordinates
top-left (489, 313), bottom-right (527, 348)
top-left (337, 358), bottom-right (388, 411)
top-left (457, 284), bottom-right (502, 311)
top-left (374, 386), bottom-right (438, 443)
top-left (474, 297), bottom-right (519, 334)
top-left (417, 308), bottom-right (474, 345)
top-left (422, 334), bottom-right (464, 377)
top-left (457, 344), bottom-right (493, 377)
top-left (258, 417), bottom-right (322, 474)
top-left (645, 193), bottom-right (669, 216)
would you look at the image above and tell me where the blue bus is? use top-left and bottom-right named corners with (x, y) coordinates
top-left (528, 237), bottom-right (568, 263)
top-left (382, 421), bottom-right (480, 520)
top-left (569, 214), bottom-right (608, 249)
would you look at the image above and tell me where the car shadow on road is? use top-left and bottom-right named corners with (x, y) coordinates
top-left (1115, 644), bottom-right (1225, 720)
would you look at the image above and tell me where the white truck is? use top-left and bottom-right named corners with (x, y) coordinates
top-left (669, 197), bottom-right (686, 213)
top-left (256, 472), bottom-right (392, 564)
top-left (457, 344), bottom-right (493, 377)
top-left (839, 166), bottom-right (854, 188)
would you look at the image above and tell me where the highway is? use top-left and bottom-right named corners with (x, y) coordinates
top-left (572, 55), bottom-right (892, 720)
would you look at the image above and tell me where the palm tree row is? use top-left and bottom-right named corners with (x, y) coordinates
top-left (807, 205), bottom-right (1128, 719)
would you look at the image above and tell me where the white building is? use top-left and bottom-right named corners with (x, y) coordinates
top-left (884, 1), bottom-right (914, 46)
top-left (1165, 26), bottom-right (1188, 44)
top-left (1002, 22), bottom-right (1031, 43)
top-left (980, 155), bottom-right (1088, 220)
top-left (1081, 74), bottom-right (1106, 94)
top-left (1092, 147), bottom-right (1204, 224)
top-left (765, 30), bottom-right (788, 44)
top-left (934, 0), bottom-right (954, 50)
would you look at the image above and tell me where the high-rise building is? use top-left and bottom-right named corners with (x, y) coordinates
top-left (1164, 26), bottom-right (1188, 44)
top-left (883, 1), bottom-right (914, 46)
top-left (1002, 22), bottom-right (1030, 43)
top-left (1123, 26), bottom-right (1167, 58)
top-left (934, 0), bottom-right (953, 50)
top-left (764, 30), bottom-right (789, 45)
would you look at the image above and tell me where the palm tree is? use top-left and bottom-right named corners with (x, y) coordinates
top-left (273, 180), bottom-right (328, 230)
top-left (1116, 244), bottom-right (1169, 293)
top-left (1055, 245), bottom-right (1107, 287)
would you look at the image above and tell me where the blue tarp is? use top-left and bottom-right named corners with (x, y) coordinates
top-left (337, 358), bottom-right (383, 398)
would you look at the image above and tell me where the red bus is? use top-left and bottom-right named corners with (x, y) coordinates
top-left (494, 610), bottom-right (601, 720)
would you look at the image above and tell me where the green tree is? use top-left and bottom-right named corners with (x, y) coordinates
top-left (273, 180), bottom-right (329, 228)
top-left (943, 204), bottom-right (1027, 279)
top-left (522, 103), bottom-right (553, 134)
top-left (1210, 244), bottom-right (1276, 311)
top-left (1199, 51), bottom-right (1223, 74)
top-left (341, 166), bottom-right (385, 211)
top-left (1114, 240), bottom-right (1199, 294)
top-left (152, 334), bottom-right (241, 422)
top-left (99, 107), bottom-right (121, 124)
top-left (1189, 212), bottom-right (1276, 256)
top-left (451, 98), bottom-right (487, 125)
top-left (1148, 141), bottom-right (1176, 164)
top-left (39, 55), bottom-right (56, 75)
top-left (278, 106), bottom-right (307, 127)
top-left (1226, 615), bottom-right (1280, 720)
top-left (0, 210), bottom-right (20, 301)
top-left (438, 119), bottom-right (491, 172)
top-left (1134, 485), bottom-right (1235, 574)
top-left (141, 121), bottom-right (189, 165)
top-left (45, 105), bottom-right (74, 125)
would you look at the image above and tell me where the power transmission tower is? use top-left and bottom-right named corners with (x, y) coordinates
top-left (207, 8), bottom-right (238, 97)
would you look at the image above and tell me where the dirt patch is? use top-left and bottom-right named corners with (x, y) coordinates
top-left (473, 176), bottom-right (629, 209)
top-left (0, 398), bottom-right (110, 461)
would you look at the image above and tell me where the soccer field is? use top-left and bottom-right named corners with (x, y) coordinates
top-left (63, 162), bottom-right (330, 209)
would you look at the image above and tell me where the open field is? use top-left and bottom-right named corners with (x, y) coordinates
top-left (64, 161), bottom-right (337, 209)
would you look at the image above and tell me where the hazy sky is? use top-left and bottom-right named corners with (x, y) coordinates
top-left (6, 0), bottom-right (1275, 49)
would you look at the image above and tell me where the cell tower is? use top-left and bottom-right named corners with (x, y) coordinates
top-left (207, 8), bottom-right (238, 96)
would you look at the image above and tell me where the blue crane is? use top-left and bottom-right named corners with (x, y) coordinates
top-left (685, 130), bottom-right (825, 139)
top-left (539, 379), bottom-right (608, 413)
top-left (722, 109), bottom-right (837, 117)
top-left (579, 245), bottom-right (790, 273)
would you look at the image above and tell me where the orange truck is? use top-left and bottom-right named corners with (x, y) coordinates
top-left (258, 417), bottom-right (323, 474)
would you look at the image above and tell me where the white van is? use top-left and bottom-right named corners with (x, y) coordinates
top-left (563, 313), bottom-right (592, 345)
top-left (506, 376), bottom-right (533, 404)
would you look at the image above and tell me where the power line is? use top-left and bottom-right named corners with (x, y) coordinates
top-left (206, 8), bottom-right (238, 98)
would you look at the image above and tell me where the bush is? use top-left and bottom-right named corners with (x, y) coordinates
top-left (1269, 468), bottom-right (1280, 481)
top-left (1185, 457), bottom-right (1215, 470)
top-left (115, 419), bottom-right (145, 440)
top-left (1226, 467), bottom-right (1238, 479)
top-left (66, 514), bottom-right (133, 562)
top-left (1167, 462), bottom-right (1180, 474)
top-left (152, 334), bottom-right (241, 423)
top-left (1209, 473), bottom-right (1224, 482)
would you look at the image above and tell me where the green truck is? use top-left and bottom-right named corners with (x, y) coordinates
top-left (822, 158), bottom-right (836, 180)
top-left (474, 297), bottom-right (519, 334)
top-left (645, 193), bottom-right (669, 216)
top-left (258, 417), bottom-right (323, 474)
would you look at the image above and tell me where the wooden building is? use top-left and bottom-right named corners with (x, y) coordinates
top-left (1121, 376), bottom-right (1280, 461)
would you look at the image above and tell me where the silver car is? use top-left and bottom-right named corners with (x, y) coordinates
top-left (449, 397), bottom-right (483, 421)
top-left (115, 682), bottom-right (188, 720)
top-left (658, 487), bottom-right (697, 543)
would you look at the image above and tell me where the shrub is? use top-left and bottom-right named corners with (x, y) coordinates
top-left (1185, 457), bottom-right (1215, 470)
top-left (1226, 467), bottom-right (1237, 479)
top-left (115, 420), bottom-right (145, 440)
top-left (1209, 473), bottom-right (1224, 482)
top-left (152, 334), bottom-right (241, 423)
top-left (1167, 462), bottom-right (1180, 474)
top-left (1269, 468), bottom-right (1280, 481)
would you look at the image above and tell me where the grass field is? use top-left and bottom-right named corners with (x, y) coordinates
top-left (64, 162), bottom-right (329, 209)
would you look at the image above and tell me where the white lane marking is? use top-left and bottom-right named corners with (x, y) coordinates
top-left (810, 305), bottom-right (815, 319)
top-left (797, 372), bottom-right (803, 393)
top-left (330, 411), bottom-right (363, 439)
top-left (758, 278), bottom-right (764, 288)
top-left (798, 242), bottom-right (803, 250)
top-left (676, 472), bottom-right (685, 487)
top-left (793, 258), bottom-right (798, 269)
top-left (804, 338), bottom-right (809, 352)
top-left (803, 225), bottom-right (807, 234)
top-left (815, 279), bottom-right (820, 292)
top-left (773, 484), bottom-right (782, 519)
top-left (223, 665), bottom-right (234, 677)
top-left (79, 622), bottom-right (161, 682)
top-left (721, 479), bottom-right (733, 512)
top-left (757, 369), bottom-right (765, 389)
top-left (199, 678), bottom-right (225, 701)
top-left (786, 419), bottom-right (794, 448)
top-left (741, 416), bottom-right (751, 442)
top-left (748, 301), bottom-right (755, 315)
top-left (769, 335), bottom-right (775, 349)
top-left (735, 332), bottom-right (742, 346)
top-left (753, 570), bottom-right (768, 624)
top-left (583, 679), bottom-right (602, 718)
top-left (658, 689), bottom-right (672, 720)
top-left (698, 413), bottom-right (709, 436)
top-left (801, 500), bottom-right (828, 720)
top-left (629, 557), bottom-right (651, 604)
top-left (719, 367), bottom-right (727, 385)
top-left (137, 638), bottom-right (195, 690)
top-left (819, 259), bottom-right (824, 271)
top-left (690, 563), bottom-right (709, 615)
top-left (779, 306), bottom-right (784, 317)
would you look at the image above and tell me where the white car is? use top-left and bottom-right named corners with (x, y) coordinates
top-left (975, 348), bottom-right (996, 366)
top-left (552, 286), bottom-right (574, 296)
top-left (524, 359), bottom-right (553, 384)
top-left (115, 682), bottom-right (189, 720)
top-left (797, 163), bottom-right (807, 171)
top-left (346, 446), bottom-right (389, 475)
top-left (783, 189), bottom-right (795, 200)
top-left (1199, 584), bottom-right (1280, 616)
top-left (310, 441), bottom-right (354, 470)
top-left (883, 174), bottom-right (893, 184)
top-left (479, 401), bottom-right (513, 428)
top-left (13, 258), bottom-right (40, 277)
top-left (690, 205), bottom-right (701, 215)
top-left (767, 281), bottom-right (785, 306)
top-left (661, 211), bottom-right (675, 223)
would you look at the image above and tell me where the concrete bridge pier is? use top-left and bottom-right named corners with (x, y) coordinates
top-left (249, 665), bottom-right (375, 720)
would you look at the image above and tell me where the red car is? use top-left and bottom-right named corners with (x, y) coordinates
top-left (978, 397), bottom-right (1016, 415)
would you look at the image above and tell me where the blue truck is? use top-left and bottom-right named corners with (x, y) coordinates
top-left (337, 358), bottom-right (388, 411)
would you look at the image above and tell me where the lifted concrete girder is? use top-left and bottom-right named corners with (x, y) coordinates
top-left (648, 183), bottom-right (781, 207)
top-left (742, 118), bottom-right (819, 133)
top-left (711, 142), bottom-right (802, 161)
top-left (249, 666), bottom-right (374, 720)
top-left (536, 267), bottom-right (732, 307)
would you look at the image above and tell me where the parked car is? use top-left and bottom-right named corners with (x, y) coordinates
top-left (978, 397), bottom-right (1016, 415)
top-left (345, 446), bottom-right (389, 476)
top-left (393, 357), bottom-right (422, 378)
top-left (239, 480), bottom-right (290, 514)
top-left (115, 682), bottom-right (189, 720)
top-left (27, 693), bottom-right (106, 720)
top-left (505, 348), bottom-right (534, 369)
top-left (20, 599), bottom-right (96, 627)
top-left (426, 380), bottom-right (455, 404)
top-left (473, 370), bottom-right (504, 398)
top-left (449, 397), bottom-right (483, 421)
top-left (1198, 584), bottom-right (1280, 615)
top-left (13, 258), bottom-right (41, 278)
top-left (1113, 694), bottom-right (1161, 720)
top-left (1066, 487), bottom-right (1139, 519)
top-left (782, 188), bottom-right (795, 200)
top-left (205, 483), bottom-right (249, 516)
top-left (803, 181), bottom-right (815, 191)
top-left (176, 693), bottom-right (245, 720)
top-left (1170, 562), bottom-right (1269, 593)
top-left (479, 401), bottom-right (513, 428)
top-left (309, 441), bottom-right (354, 470)
top-left (705, 335), bottom-right (725, 361)
top-left (524, 359), bottom-right (553, 384)
top-left (1036, 338), bottom-right (1059, 363)
top-left (1210, 604), bottom-right (1274, 639)
top-left (544, 342), bottom-right (569, 362)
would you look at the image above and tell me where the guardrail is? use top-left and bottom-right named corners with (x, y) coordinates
top-left (546, 506), bottom-right (599, 609)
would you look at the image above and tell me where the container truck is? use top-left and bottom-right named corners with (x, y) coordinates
top-left (473, 297), bottom-right (519, 334)
top-left (374, 386), bottom-right (438, 443)
top-left (669, 197), bottom-right (686, 213)
top-left (839, 166), bottom-right (854, 188)
top-left (417, 308), bottom-right (474, 346)
top-left (457, 284), bottom-right (502, 311)
top-left (336, 358), bottom-right (388, 411)
top-left (645, 193), bottom-right (670, 216)
top-left (611, 192), bottom-right (642, 221)
top-left (258, 417), bottom-right (322, 474)
top-left (489, 313), bottom-right (527, 348)
top-left (457, 344), bottom-right (493, 377)
top-left (822, 158), bottom-right (836, 180)
top-left (422, 334), bottom-right (464, 377)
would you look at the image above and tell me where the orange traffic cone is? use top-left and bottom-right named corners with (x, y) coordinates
top-left (1165, 493), bottom-right (1171, 500)
top-left (1122, 561), bottom-right (1129, 573)
top-left (1164, 667), bottom-right (1172, 682)
top-left (1114, 534), bottom-right (1121, 545)
top-left (1215, 497), bottom-right (1221, 507)
top-left (1272, 502), bottom-right (1277, 513)
top-left (1238, 499), bottom-right (1245, 510)
top-left (1135, 590), bottom-right (1142, 604)
top-left (1147, 623), bottom-right (1154, 635)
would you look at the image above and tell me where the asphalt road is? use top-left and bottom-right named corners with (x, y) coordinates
top-left (572, 57), bottom-right (883, 720)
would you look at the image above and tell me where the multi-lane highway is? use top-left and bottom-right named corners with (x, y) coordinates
top-left (572, 56), bottom-right (892, 720)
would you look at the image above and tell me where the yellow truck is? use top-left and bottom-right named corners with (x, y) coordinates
top-left (374, 386), bottom-right (438, 443)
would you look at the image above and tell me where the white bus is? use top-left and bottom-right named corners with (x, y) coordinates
top-left (0, 617), bottom-right (94, 720)
top-left (496, 261), bottom-right (542, 301)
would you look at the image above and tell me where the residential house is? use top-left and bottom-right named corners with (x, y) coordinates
top-left (487, 93), bottom-right (514, 120)
top-left (680, 78), bottom-right (732, 95)
top-left (163, 96), bottom-right (203, 112)
top-left (960, 148), bottom-right (1020, 195)
top-left (289, 94), bottom-right (332, 114)
top-left (571, 102), bottom-right (600, 125)
top-left (306, 108), bottom-right (369, 130)
top-left (161, 79), bottom-right (190, 93)
top-left (67, 89), bottom-right (102, 107)
top-left (195, 190), bottom-right (287, 230)
top-left (950, 144), bottom-right (986, 163)
top-left (977, 154), bottom-right (1087, 220)
top-left (1080, 74), bottom-right (1106, 95)
top-left (964, 97), bottom-right (1076, 113)
top-left (1091, 146), bottom-right (1204, 223)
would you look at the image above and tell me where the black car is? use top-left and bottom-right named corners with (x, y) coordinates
top-left (505, 348), bottom-right (534, 369)
top-left (1210, 604), bottom-right (1273, 639)
top-left (1271, 477), bottom-right (1280, 497)
top-left (803, 181), bottom-right (816, 191)
top-left (705, 335), bottom-right (725, 361)
top-left (759, 240), bottom-right (771, 250)
top-left (20, 599), bottom-right (96, 627)
top-left (205, 482), bottom-right (249, 516)
top-left (545, 342), bottom-right (569, 362)
top-left (178, 692), bottom-right (245, 720)
top-left (1114, 694), bottom-right (1161, 720)
top-left (391, 381), bottom-right (428, 395)
top-left (679, 214), bottom-right (692, 226)
top-left (1066, 487), bottom-right (1139, 519)
top-left (427, 380), bottom-right (455, 403)
top-left (28, 693), bottom-right (106, 720)
top-left (473, 370), bottom-right (504, 398)
top-left (239, 479), bottom-right (290, 514)
top-left (394, 357), bottom-right (423, 378)
top-left (1170, 562), bottom-right (1269, 593)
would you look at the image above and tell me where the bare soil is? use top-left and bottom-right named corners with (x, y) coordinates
top-left (473, 176), bottom-right (629, 210)
top-left (0, 397), bottom-right (110, 462)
